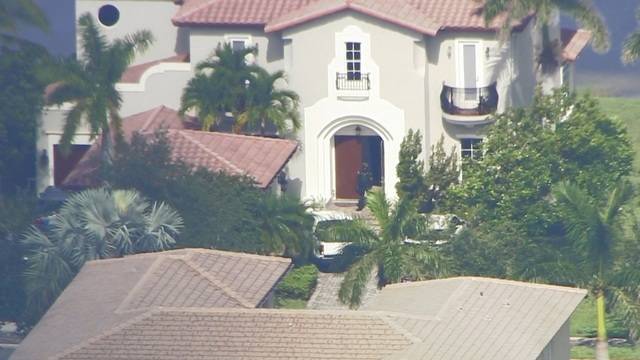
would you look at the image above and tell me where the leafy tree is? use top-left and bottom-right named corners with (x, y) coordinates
top-left (0, 191), bottom-right (36, 322)
top-left (554, 182), bottom-right (640, 360)
top-left (329, 189), bottom-right (448, 308)
top-left (622, 8), bottom-right (640, 64)
top-left (396, 131), bottom-right (458, 213)
top-left (237, 68), bottom-right (300, 135)
top-left (22, 187), bottom-right (182, 319)
top-left (423, 136), bottom-right (459, 213)
top-left (396, 129), bottom-right (425, 201)
top-left (181, 44), bottom-right (257, 131)
top-left (104, 133), bottom-right (307, 255)
top-left (481, 0), bottom-right (609, 72)
top-left (0, 46), bottom-right (46, 192)
top-left (255, 194), bottom-right (314, 259)
top-left (0, 0), bottom-right (47, 33)
top-left (448, 89), bottom-right (633, 236)
top-left (47, 13), bottom-right (153, 160)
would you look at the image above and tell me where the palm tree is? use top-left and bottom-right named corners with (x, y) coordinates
top-left (255, 194), bottom-right (314, 258)
top-left (554, 181), bottom-right (640, 360)
top-left (328, 189), bottom-right (449, 308)
top-left (622, 9), bottom-right (640, 64)
top-left (180, 43), bottom-right (257, 131)
top-left (47, 13), bottom-right (153, 161)
top-left (22, 187), bottom-right (182, 317)
top-left (0, 0), bottom-right (48, 33)
top-left (481, 0), bottom-right (609, 73)
top-left (237, 68), bottom-right (300, 135)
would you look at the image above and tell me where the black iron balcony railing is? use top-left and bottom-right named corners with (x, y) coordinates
top-left (440, 82), bottom-right (498, 116)
top-left (336, 73), bottom-right (371, 91)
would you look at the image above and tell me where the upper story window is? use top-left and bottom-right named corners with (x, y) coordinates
top-left (231, 39), bottom-right (247, 52)
top-left (460, 138), bottom-right (482, 160)
top-left (346, 42), bottom-right (362, 80)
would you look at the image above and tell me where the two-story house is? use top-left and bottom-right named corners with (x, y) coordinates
top-left (38, 0), bottom-right (591, 203)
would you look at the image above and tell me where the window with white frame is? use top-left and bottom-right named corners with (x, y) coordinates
top-left (225, 36), bottom-right (251, 52)
top-left (346, 42), bottom-right (362, 80)
top-left (460, 138), bottom-right (483, 160)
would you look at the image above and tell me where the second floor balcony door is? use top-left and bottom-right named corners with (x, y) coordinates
top-left (457, 41), bottom-right (482, 107)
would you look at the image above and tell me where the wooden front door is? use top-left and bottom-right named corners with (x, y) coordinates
top-left (334, 136), bottom-right (363, 199)
top-left (53, 144), bottom-right (91, 186)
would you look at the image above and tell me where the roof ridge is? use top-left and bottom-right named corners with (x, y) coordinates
top-left (184, 247), bottom-right (292, 263)
top-left (179, 128), bottom-right (297, 144)
top-left (50, 310), bottom-right (154, 360)
top-left (384, 276), bottom-right (587, 294)
top-left (183, 257), bottom-right (256, 308)
top-left (172, 130), bottom-right (246, 175)
top-left (139, 105), bottom-right (166, 133)
top-left (113, 256), bottom-right (170, 314)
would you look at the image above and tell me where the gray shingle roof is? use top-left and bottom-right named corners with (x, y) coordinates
top-left (13, 269), bottom-right (585, 360)
top-left (365, 277), bottom-right (587, 360)
top-left (11, 249), bottom-right (292, 360)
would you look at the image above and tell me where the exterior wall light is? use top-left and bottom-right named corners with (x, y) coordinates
top-left (355, 125), bottom-right (362, 137)
top-left (39, 149), bottom-right (49, 168)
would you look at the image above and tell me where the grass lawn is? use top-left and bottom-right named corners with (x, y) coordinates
top-left (596, 97), bottom-right (640, 183)
top-left (572, 345), bottom-right (640, 360)
top-left (570, 297), bottom-right (638, 360)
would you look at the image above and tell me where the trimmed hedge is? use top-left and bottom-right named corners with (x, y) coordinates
top-left (275, 265), bottom-right (319, 301)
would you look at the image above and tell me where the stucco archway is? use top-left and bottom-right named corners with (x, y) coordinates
top-left (303, 97), bottom-right (405, 203)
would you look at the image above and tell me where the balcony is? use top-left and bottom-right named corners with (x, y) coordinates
top-left (440, 83), bottom-right (498, 124)
top-left (336, 73), bottom-right (370, 91)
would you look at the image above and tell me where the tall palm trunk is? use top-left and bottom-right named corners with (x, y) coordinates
top-left (100, 125), bottom-right (113, 165)
top-left (595, 290), bottom-right (610, 360)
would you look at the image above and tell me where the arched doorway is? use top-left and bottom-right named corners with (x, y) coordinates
top-left (333, 125), bottom-right (384, 200)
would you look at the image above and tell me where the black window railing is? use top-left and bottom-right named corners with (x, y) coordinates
top-left (440, 82), bottom-right (499, 116)
top-left (336, 73), bottom-right (371, 91)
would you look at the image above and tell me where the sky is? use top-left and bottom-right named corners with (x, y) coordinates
top-left (17, 0), bottom-right (640, 96)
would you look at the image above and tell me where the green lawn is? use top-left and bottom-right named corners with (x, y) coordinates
top-left (597, 97), bottom-right (640, 183)
top-left (572, 345), bottom-right (640, 360)
top-left (570, 297), bottom-right (638, 360)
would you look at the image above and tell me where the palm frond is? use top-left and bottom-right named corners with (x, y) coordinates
top-left (316, 218), bottom-right (378, 247)
top-left (77, 13), bottom-right (108, 72)
top-left (338, 251), bottom-right (378, 309)
top-left (58, 102), bottom-right (88, 155)
top-left (622, 30), bottom-right (640, 64)
top-left (365, 188), bottom-right (390, 227)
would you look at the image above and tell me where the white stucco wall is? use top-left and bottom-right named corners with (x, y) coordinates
top-left (39, 4), bottom-right (544, 201)
top-left (76, 0), bottom-right (188, 65)
top-left (36, 106), bottom-right (95, 193)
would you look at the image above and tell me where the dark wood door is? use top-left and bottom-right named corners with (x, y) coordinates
top-left (53, 144), bottom-right (90, 186)
top-left (334, 136), bottom-right (363, 199)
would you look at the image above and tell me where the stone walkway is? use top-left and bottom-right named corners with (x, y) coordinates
top-left (307, 271), bottom-right (379, 310)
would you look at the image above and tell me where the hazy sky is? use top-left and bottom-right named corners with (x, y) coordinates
top-left (18, 0), bottom-right (75, 56)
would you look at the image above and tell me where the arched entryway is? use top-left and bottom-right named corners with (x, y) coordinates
top-left (333, 125), bottom-right (384, 200)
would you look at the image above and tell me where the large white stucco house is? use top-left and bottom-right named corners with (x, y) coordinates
top-left (37, 0), bottom-right (591, 203)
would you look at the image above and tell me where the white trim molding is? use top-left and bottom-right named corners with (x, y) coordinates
top-left (116, 62), bottom-right (192, 92)
top-left (328, 25), bottom-right (380, 100)
top-left (303, 96), bottom-right (405, 203)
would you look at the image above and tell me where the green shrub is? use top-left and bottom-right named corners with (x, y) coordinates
top-left (275, 298), bottom-right (307, 309)
top-left (275, 265), bottom-right (318, 300)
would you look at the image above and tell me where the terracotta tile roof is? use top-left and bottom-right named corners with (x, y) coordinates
top-left (561, 28), bottom-right (592, 62)
top-left (12, 249), bottom-right (292, 360)
top-left (173, 0), bottom-right (526, 34)
top-left (165, 130), bottom-right (298, 187)
top-left (120, 53), bottom-right (190, 84)
top-left (14, 275), bottom-right (585, 360)
top-left (62, 106), bottom-right (298, 189)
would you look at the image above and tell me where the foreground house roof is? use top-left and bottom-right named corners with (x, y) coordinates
top-left (11, 249), bottom-right (292, 360)
top-left (172, 0), bottom-right (525, 34)
top-left (13, 274), bottom-right (585, 360)
top-left (561, 28), bottom-right (592, 62)
top-left (62, 106), bottom-right (298, 189)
